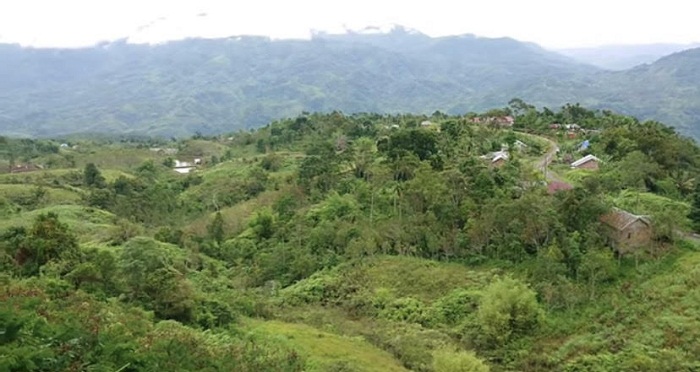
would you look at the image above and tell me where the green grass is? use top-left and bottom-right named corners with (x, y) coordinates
top-left (246, 319), bottom-right (408, 372)
top-left (0, 184), bottom-right (83, 205)
top-left (0, 168), bottom-right (133, 184)
top-left (559, 167), bottom-right (594, 185)
top-left (610, 190), bottom-right (690, 218)
top-left (360, 256), bottom-right (496, 302)
top-left (0, 205), bottom-right (116, 243)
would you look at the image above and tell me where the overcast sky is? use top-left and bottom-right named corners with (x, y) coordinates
top-left (0, 0), bottom-right (698, 49)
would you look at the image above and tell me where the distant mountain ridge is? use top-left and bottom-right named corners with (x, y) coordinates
top-left (1, 28), bottom-right (699, 138)
top-left (558, 43), bottom-right (700, 70)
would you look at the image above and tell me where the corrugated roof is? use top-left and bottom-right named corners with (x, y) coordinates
top-left (571, 154), bottom-right (600, 168)
top-left (600, 208), bottom-right (651, 231)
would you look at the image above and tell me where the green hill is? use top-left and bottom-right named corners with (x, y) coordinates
top-left (3, 107), bottom-right (700, 371)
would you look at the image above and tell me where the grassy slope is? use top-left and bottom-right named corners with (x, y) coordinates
top-left (0, 205), bottom-right (116, 242)
top-left (246, 319), bottom-right (408, 372)
top-left (0, 168), bottom-right (133, 183)
top-left (0, 183), bottom-right (83, 205)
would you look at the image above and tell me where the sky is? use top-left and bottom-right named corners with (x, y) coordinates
top-left (0, 0), bottom-right (698, 49)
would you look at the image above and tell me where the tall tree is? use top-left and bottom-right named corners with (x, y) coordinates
top-left (84, 163), bottom-right (106, 188)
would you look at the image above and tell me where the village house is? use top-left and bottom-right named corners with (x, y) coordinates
top-left (571, 154), bottom-right (601, 170)
top-left (577, 140), bottom-right (590, 152)
top-left (173, 160), bottom-right (196, 174)
top-left (480, 150), bottom-right (509, 167)
top-left (150, 147), bottom-right (178, 156)
top-left (600, 208), bottom-right (653, 254)
top-left (420, 120), bottom-right (433, 127)
top-left (470, 116), bottom-right (514, 127)
top-left (10, 164), bottom-right (42, 174)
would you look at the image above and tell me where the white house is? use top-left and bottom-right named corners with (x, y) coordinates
top-left (173, 160), bottom-right (196, 174)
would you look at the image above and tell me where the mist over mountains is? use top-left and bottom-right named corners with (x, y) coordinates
top-left (558, 43), bottom-right (700, 70)
top-left (1, 26), bottom-right (699, 138)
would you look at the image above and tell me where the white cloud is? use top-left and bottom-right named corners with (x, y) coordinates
top-left (0, 0), bottom-right (698, 48)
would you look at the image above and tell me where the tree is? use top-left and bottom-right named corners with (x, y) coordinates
top-left (118, 237), bottom-right (195, 322)
top-left (84, 163), bottom-right (106, 188)
top-left (689, 183), bottom-right (700, 232)
top-left (477, 276), bottom-right (544, 346)
top-left (7, 212), bottom-right (79, 275)
top-left (208, 211), bottom-right (225, 244)
top-left (578, 248), bottom-right (616, 299)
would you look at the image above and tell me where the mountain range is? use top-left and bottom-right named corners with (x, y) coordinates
top-left (1, 26), bottom-right (699, 138)
top-left (558, 43), bottom-right (700, 70)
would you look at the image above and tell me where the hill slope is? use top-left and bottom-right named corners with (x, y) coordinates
top-left (0, 28), bottom-right (596, 137)
top-left (1, 28), bottom-right (700, 138)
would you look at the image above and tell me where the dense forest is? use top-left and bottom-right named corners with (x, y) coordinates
top-left (2, 102), bottom-right (700, 371)
top-left (2, 29), bottom-right (700, 138)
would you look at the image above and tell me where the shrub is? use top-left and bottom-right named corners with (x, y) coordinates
top-left (433, 349), bottom-right (490, 372)
top-left (476, 276), bottom-right (544, 346)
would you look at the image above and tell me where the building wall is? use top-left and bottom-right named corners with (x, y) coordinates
top-left (578, 160), bottom-right (599, 170)
top-left (492, 158), bottom-right (505, 167)
top-left (611, 220), bottom-right (652, 254)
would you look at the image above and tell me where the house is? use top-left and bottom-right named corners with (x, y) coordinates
top-left (578, 140), bottom-right (590, 152)
top-left (600, 208), bottom-right (653, 254)
top-left (565, 123), bottom-right (581, 131)
top-left (10, 164), bottom-right (43, 173)
top-left (470, 116), bottom-right (514, 127)
top-left (173, 160), bottom-right (196, 174)
top-left (549, 123), bottom-right (562, 130)
top-left (571, 154), bottom-right (601, 170)
top-left (480, 150), bottom-right (509, 167)
top-left (547, 181), bottom-right (573, 194)
top-left (420, 120), bottom-right (433, 127)
top-left (60, 143), bottom-right (69, 148)
top-left (150, 147), bottom-right (178, 155)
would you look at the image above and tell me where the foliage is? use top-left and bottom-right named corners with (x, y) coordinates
top-left (432, 349), bottom-right (490, 372)
top-left (2, 106), bottom-right (700, 370)
top-left (476, 276), bottom-right (544, 346)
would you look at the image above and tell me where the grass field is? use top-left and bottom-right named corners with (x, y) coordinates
top-left (0, 205), bottom-right (116, 243)
top-left (246, 319), bottom-right (408, 372)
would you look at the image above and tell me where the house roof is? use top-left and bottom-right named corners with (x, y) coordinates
top-left (492, 152), bottom-right (508, 163)
top-left (600, 208), bottom-right (651, 231)
top-left (480, 150), bottom-right (509, 162)
top-left (571, 154), bottom-right (600, 168)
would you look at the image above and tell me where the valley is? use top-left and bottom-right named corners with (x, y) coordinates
top-left (2, 105), bottom-right (700, 371)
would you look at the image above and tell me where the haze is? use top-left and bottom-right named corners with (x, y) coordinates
top-left (0, 0), bottom-right (698, 49)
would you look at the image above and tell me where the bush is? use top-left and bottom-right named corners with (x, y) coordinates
top-left (476, 276), bottom-right (544, 346)
top-left (379, 297), bottom-right (428, 324)
top-left (433, 349), bottom-right (490, 372)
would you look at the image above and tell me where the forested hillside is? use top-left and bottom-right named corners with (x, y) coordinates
top-left (2, 104), bottom-right (700, 371)
top-left (2, 28), bottom-right (700, 138)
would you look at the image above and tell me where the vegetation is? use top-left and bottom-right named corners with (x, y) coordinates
top-left (2, 103), bottom-right (700, 370)
top-left (2, 31), bottom-right (700, 138)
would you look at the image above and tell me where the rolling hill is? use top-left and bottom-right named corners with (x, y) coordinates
top-left (1, 26), bottom-right (699, 138)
